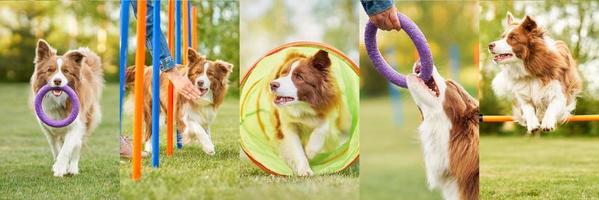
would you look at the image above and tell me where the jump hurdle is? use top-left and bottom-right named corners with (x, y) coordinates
top-left (119, 0), bottom-right (197, 181)
top-left (481, 115), bottom-right (599, 123)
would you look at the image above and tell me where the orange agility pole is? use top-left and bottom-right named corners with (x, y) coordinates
top-left (481, 115), bottom-right (599, 123)
top-left (132, 0), bottom-right (146, 181)
top-left (182, 0), bottom-right (188, 64)
top-left (166, 0), bottom-right (175, 157)
top-left (191, 6), bottom-right (198, 49)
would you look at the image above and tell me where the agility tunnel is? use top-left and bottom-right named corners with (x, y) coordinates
top-left (240, 42), bottom-right (360, 176)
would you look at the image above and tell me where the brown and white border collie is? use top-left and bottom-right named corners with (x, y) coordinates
top-left (30, 39), bottom-right (104, 177)
top-left (488, 12), bottom-right (582, 133)
top-left (125, 48), bottom-right (233, 155)
top-left (406, 61), bottom-right (479, 200)
top-left (269, 50), bottom-right (349, 176)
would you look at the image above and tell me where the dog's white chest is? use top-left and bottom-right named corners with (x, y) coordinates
top-left (418, 111), bottom-right (452, 188)
top-left (182, 103), bottom-right (215, 127)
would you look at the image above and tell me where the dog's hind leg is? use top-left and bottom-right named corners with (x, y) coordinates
top-left (53, 121), bottom-right (84, 177)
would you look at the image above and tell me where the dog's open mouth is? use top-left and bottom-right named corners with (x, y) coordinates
top-left (52, 89), bottom-right (63, 97)
top-left (198, 87), bottom-right (208, 96)
top-left (493, 53), bottom-right (513, 62)
top-left (274, 96), bottom-right (295, 105)
top-left (414, 64), bottom-right (440, 97)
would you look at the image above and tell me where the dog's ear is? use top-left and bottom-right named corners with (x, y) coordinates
top-left (311, 50), bottom-right (331, 72)
top-left (187, 48), bottom-right (205, 65)
top-left (503, 11), bottom-right (515, 28)
top-left (64, 50), bottom-right (86, 66)
top-left (522, 15), bottom-right (537, 32)
top-left (35, 39), bottom-right (56, 64)
top-left (215, 61), bottom-right (233, 75)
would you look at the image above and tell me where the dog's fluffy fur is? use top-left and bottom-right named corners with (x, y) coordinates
top-left (406, 61), bottom-right (479, 200)
top-left (488, 12), bottom-right (582, 133)
top-left (30, 39), bottom-right (104, 177)
top-left (125, 48), bottom-right (233, 155)
top-left (269, 50), bottom-right (349, 176)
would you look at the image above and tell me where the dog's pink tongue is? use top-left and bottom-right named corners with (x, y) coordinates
top-left (52, 90), bottom-right (62, 96)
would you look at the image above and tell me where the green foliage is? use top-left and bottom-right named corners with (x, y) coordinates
top-left (479, 1), bottom-right (599, 136)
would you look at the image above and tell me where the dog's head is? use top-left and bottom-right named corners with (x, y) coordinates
top-left (407, 61), bottom-right (478, 121)
top-left (488, 12), bottom-right (544, 64)
top-left (33, 39), bottom-right (85, 98)
top-left (406, 60), bottom-right (446, 112)
top-left (186, 48), bottom-right (233, 103)
top-left (269, 50), bottom-right (335, 109)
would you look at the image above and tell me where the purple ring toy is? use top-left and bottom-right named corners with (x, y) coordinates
top-left (34, 85), bottom-right (79, 128)
top-left (364, 12), bottom-right (434, 88)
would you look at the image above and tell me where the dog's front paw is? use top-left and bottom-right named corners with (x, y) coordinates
top-left (295, 165), bottom-right (314, 177)
top-left (202, 143), bottom-right (216, 156)
top-left (305, 147), bottom-right (319, 160)
top-left (52, 162), bottom-right (68, 177)
top-left (67, 162), bottom-right (79, 175)
top-left (540, 120), bottom-right (556, 132)
top-left (525, 119), bottom-right (540, 134)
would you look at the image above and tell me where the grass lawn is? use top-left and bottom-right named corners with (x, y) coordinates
top-left (0, 83), bottom-right (119, 199)
top-left (120, 97), bottom-right (359, 200)
top-left (361, 97), bottom-right (441, 200)
top-left (480, 136), bottom-right (599, 199)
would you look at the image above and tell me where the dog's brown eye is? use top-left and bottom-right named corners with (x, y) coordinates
top-left (295, 73), bottom-right (303, 81)
top-left (48, 67), bottom-right (56, 72)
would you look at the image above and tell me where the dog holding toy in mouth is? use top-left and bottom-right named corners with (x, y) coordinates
top-left (406, 60), bottom-right (479, 200)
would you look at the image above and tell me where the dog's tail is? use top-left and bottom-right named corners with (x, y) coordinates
top-left (124, 66), bottom-right (137, 90)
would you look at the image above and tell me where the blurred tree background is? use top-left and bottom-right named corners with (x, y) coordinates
top-left (480, 1), bottom-right (599, 136)
top-left (240, 0), bottom-right (357, 75)
top-left (359, 2), bottom-right (479, 98)
top-left (0, 1), bottom-right (239, 95)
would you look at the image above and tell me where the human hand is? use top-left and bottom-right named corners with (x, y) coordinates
top-left (368, 6), bottom-right (401, 31)
top-left (164, 69), bottom-right (201, 100)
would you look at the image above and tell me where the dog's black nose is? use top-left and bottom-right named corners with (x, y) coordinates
top-left (197, 80), bottom-right (204, 87)
top-left (270, 82), bottom-right (280, 91)
top-left (53, 79), bottom-right (62, 86)
top-left (488, 43), bottom-right (495, 50)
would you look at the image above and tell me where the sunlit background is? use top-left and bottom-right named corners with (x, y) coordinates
top-left (359, 2), bottom-right (478, 200)
top-left (0, 1), bottom-right (239, 95)
top-left (240, 0), bottom-right (358, 75)
top-left (480, 1), bottom-right (599, 136)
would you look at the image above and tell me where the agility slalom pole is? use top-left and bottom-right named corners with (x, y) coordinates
top-left (119, 0), bottom-right (130, 135)
top-left (191, 6), bottom-right (197, 49)
top-left (132, 0), bottom-right (147, 181)
top-left (151, 0), bottom-right (161, 168)
top-left (166, 0), bottom-right (174, 157)
top-left (175, 0), bottom-right (183, 149)
top-left (182, 0), bottom-right (188, 64)
top-left (187, 1), bottom-right (192, 48)
top-left (481, 115), bottom-right (599, 123)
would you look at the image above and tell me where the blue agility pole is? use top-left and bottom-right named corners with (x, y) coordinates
top-left (175, 0), bottom-right (183, 149)
top-left (187, 0), bottom-right (192, 48)
top-left (119, 0), bottom-right (130, 135)
top-left (151, 0), bottom-right (161, 168)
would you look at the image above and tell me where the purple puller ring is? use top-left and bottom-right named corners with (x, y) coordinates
top-left (364, 12), bottom-right (434, 88)
top-left (34, 85), bottom-right (80, 128)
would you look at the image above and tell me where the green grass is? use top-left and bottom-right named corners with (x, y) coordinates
top-left (120, 98), bottom-right (358, 200)
top-left (481, 136), bottom-right (599, 199)
top-left (0, 83), bottom-right (119, 199)
top-left (361, 97), bottom-right (441, 200)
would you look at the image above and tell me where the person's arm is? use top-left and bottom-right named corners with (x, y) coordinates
top-left (131, 1), bottom-right (201, 100)
top-left (360, 0), bottom-right (401, 31)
